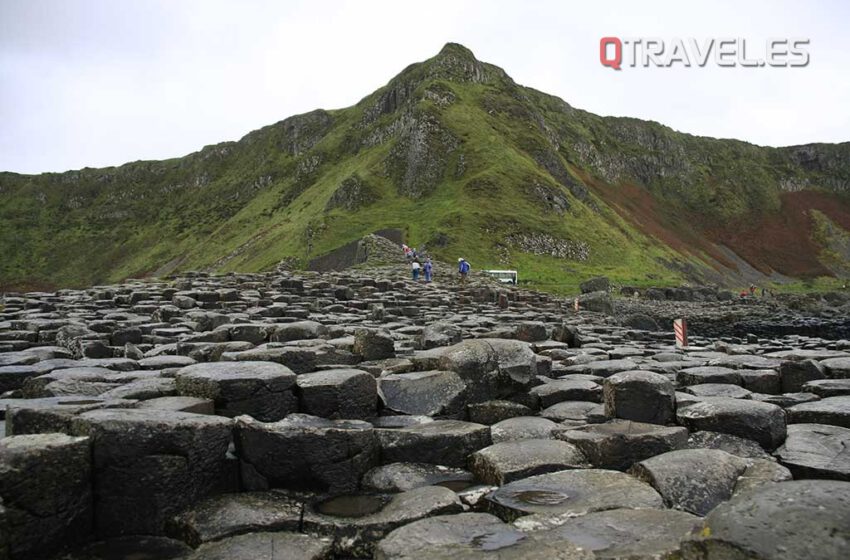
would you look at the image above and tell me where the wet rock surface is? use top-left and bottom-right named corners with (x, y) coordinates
top-left (533, 507), bottom-right (701, 559)
top-left (630, 448), bottom-right (789, 515)
top-left (681, 480), bottom-right (850, 560)
top-left (469, 439), bottom-right (588, 485)
top-left (374, 512), bottom-right (593, 560)
top-left (362, 463), bottom-right (473, 493)
top-left (787, 395), bottom-right (850, 428)
top-left (1, 269), bottom-right (850, 557)
top-left (301, 485), bottom-right (463, 557)
top-left (676, 397), bottom-right (787, 450)
top-left (774, 423), bottom-right (850, 480)
top-left (487, 469), bottom-right (663, 522)
top-left (189, 532), bottom-right (333, 560)
top-left (166, 491), bottom-right (304, 547)
top-left (554, 420), bottom-right (688, 471)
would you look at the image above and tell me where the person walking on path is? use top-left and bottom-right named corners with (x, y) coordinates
top-left (411, 259), bottom-right (421, 281)
top-left (458, 257), bottom-right (470, 285)
top-left (423, 258), bottom-right (433, 283)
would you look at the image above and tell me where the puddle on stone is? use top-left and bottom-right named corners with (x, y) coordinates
top-left (315, 494), bottom-right (387, 518)
top-left (509, 490), bottom-right (568, 506)
top-left (472, 530), bottom-right (526, 551)
top-left (435, 479), bottom-right (475, 492)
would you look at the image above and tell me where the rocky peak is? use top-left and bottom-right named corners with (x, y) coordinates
top-left (427, 42), bottom-right (504, 85)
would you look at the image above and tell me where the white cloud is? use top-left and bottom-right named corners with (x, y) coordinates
top-left (1, 0), bottom-right (848, 174)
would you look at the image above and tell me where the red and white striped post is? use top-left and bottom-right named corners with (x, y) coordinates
top-left (674, 318), bottom-right (688, 348)
top-left (574, 297), bottom-right (580, 312)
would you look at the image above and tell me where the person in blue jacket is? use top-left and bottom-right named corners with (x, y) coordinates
top-left (423, 258), bottom-right (433, 283)
top-left (458, 257), bottom-right (470, 284)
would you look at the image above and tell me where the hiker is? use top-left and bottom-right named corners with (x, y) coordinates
top-left (749, 284), bottom-right (756, 296)
top-left (411, 259), bottom-right (421, 281)
top-left (423, 258), bottom-right (433, 282)
top-left (458, 257), bottom-right (470, 284)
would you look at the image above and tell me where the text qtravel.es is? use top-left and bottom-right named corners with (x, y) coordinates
top-left (600, 37), bottom-right (810, 70)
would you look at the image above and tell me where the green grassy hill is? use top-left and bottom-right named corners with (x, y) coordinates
top-left (2, 43), bottom-right (849, 293)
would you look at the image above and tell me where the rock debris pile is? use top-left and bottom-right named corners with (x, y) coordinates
top-left (0, 268), bottom-right (848, 559)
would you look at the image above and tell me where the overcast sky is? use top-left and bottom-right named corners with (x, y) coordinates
top-left (1, 0), bottom-right (848, 174)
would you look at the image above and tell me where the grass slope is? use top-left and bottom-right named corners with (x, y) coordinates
top-left (1, 43), bottom-right (849, 293)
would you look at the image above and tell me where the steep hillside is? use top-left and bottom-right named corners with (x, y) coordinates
top-left (2, 43), bottom-right (849, 293)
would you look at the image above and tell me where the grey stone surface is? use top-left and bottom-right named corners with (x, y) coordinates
top-left (175, 361), bottom-right (297, 422)
top-left (417, 322), bottom-right (462, 350)
top-left (60, 536), bottom-right (193, 560)
top-left (681, 480), bottom-right (850, 560)
top-left (684, 430), bottom-right (774, 460)
top-left (469, 439), bottom-right (588, 485)
top-left (780, 359), bottom-right (826, 393)
top-left (787, 395), bottom-right (850, 428)
top-left (297, 368), bottom-right (377, 419)
top-left (302, 485), bottom-right (463, 558)
top-left (676, 397), bottom-right (787, 450)
top-left (0, 433), bottom-right (92, 558)
top-left (603, 370), bottom-right (675, 424)
top-left (235, 413), bottom-right (378, 493)
top-left (3, 263), bottom-right (850, 552)
top-left (802, 378), bottom-right (850, 397)
top-left (682, 383), bottom-right (752, 400)
top-left (487, 469), bottom-right (663, 522)
top-left (708, 355), bottom-right (782, 370)
top-left (677, 366), bottom-right (741, 387)
top-left (541, 401), bottom-right (602, 423)
top-left (362, 462), bottom-right (473, 493)
top-left (270, 320), bottom-right (326, 342)
top-left (467, 400), bottom-right (532, 425)
top-left (377, 419), bottom-right (491, 468)
top-left (167, 491), bottom-right (304, 547)
top-left (375, 512), bottom-right (593, 560)
top-left (531, 379), bottom-right (601, 408)
top-left (438, 339), bottom-right (537, 402)
top-left (774, 423), bottom-right (850, 480)
top-left (738, 369), bottom-right (781, 394)
top-left (70, 408), bottom-right (233, 537)
top-left (631, 449), bottom-right (770, 515)
top-left (491, 416), bottom-right (558, 443)
top-left (189, 532), bottom-right (333, 560)
top-left (532, 508), bottom-right (701, 559)
top-left (4, 396), bottom-right (136, 436)
top-left (554, 420), bottom-right (688, 471)
top-left (137, 395), bottom-right (215, 414)
top-left (820, 356), bottom-right (850, 378)
top-left (354, 328), bottom-right (396, 361)
top-left (378, 370), bottom-right (466, 417)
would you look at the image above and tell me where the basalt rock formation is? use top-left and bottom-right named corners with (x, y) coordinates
top-left (1, 265), bottom-right (849, 559)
